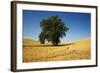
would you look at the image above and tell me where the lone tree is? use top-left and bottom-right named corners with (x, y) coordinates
top-left (39, 15), bottom-right (69, 46)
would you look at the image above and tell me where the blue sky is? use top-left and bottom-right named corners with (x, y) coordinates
top-left (23, 10), bottom-right (91, 42)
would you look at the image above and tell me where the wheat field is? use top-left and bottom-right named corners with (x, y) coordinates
top-left (23, 38), bottom-right (91, 62)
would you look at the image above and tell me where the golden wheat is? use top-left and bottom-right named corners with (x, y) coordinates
top-left (23, 38), bottom-right (91, 62)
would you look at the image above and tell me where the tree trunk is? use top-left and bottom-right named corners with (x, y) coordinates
top-left (53, 42), bottom-right (58, 46)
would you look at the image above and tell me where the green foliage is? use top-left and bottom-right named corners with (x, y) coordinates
top-left (39, 15), bottom-right (69, 46)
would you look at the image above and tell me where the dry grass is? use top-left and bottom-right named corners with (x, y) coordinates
top-left (23, 38), bottom-right (91, 62)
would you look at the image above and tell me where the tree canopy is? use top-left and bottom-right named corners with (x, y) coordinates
top-left (39, 15), bottom-right (69, 46)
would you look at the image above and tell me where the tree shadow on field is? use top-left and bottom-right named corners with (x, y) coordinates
top-left (23, 43), bottom-right (75, 47)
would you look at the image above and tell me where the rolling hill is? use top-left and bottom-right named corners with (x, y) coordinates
top-left (23, 37), bottom-right (91, 62)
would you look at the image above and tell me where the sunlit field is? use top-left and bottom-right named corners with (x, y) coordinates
top-left (23, 37), bottom-right (91, 62)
